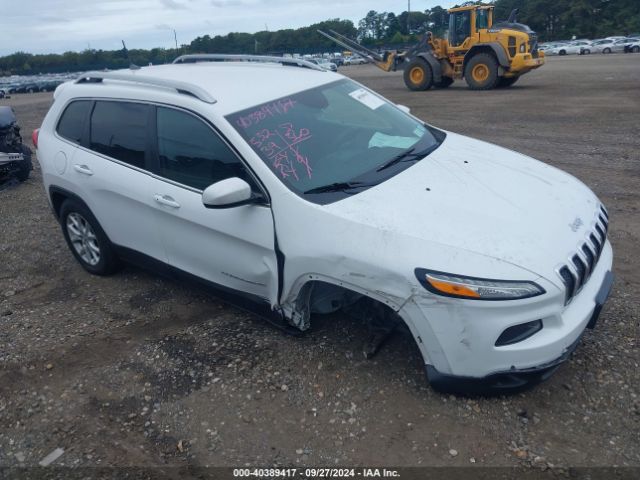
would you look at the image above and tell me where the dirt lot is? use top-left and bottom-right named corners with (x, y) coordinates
top-left (1, 55), bottom-right (639, 474)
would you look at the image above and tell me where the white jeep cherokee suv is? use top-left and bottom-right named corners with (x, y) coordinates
top-left (35, 54), bottom-right (613, 394)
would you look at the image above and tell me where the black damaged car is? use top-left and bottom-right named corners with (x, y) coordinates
top-left (0, 106), bottom-right (33, 183)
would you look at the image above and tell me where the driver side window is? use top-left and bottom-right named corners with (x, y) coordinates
top-left (156, 107), bottom-right (250, 190)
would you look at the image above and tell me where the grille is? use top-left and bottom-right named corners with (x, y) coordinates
top-left (508, 36), bottom-right (517, 57)
top-left (557, 205), bottom-right (609, 305)
top-left (528, 33), bottom-right (538, 54)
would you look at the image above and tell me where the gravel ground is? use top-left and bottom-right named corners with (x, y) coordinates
top-left (0, 54), bottom-right (639, 474)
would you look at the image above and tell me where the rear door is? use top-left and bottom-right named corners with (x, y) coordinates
top-left (68, 100), bottom-right (166, 263)
top-left (149, 105), bottom-right (278, 303)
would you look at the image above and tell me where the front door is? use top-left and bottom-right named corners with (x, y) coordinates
top-left (150, 105), bottom-right (278, 303)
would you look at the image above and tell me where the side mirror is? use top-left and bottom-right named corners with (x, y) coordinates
top-left (396, 104), bottom-right (411, 114)
top-left (202, 177), bottom-right (261, 209)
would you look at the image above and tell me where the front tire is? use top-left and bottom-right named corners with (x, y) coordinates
top-left (59, 199), bottom-right (122, 275)
top-left (603, 48), bottom-right (611, 54)
top-left (16, 145), bottom-right (32, 182)
top-left (632, 46), bottom-right (640, 53)
top-left (403, 58), bottom-right (433, 91)
top-left (464, 53), bottom-right (499, 90)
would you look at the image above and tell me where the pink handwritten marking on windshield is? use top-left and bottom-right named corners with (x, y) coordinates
top-left (236, 98), bottom-right (297, 129)
top-left (248, 122), bottom-right (313, 181)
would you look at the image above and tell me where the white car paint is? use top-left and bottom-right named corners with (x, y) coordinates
top-left (36, 61), bottom-right (613, 391)
top-left (546, 44), bottom-right (582, 55)
top-left (589, 39), bottom-right (617, 53)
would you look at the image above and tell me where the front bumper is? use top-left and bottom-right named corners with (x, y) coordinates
top-left (399, 241), bottom-right (613, 393)
top-left (508, 52), bottom-right (545, 75)
top-left (425, 270), bottom-right (614, 395)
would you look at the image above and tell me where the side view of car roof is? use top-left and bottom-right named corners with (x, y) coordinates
top-left (55, 58), bottom-right (339, 115)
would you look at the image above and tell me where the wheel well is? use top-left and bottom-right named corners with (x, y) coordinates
top-left (49, 187), bottom-right (88, 220)
top-left (50, 191), bottom-right (67, 219)
top-left (463, 46), bottom-right (499, 73)
top-left (286, 279), bottom-right (403, 328)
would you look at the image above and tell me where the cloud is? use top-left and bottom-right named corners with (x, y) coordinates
top-left (160, 0), bottom-right (189, 9)
top-left (0, 0), bottom-right (453, 56)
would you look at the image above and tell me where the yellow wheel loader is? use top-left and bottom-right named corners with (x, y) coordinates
top-left (319, 4), bottom-right (544, 91)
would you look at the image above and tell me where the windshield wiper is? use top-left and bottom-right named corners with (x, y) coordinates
top-left (303, 181), bottom-right (372, 194)
top-left (376, 144), bottom-right (438, 172)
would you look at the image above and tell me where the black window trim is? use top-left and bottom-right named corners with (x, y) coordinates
top-left (53, 96), bottom-right (270, 204)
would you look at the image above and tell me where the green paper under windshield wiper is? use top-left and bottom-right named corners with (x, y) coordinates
top-left (303, 181), bottom-right (372, 195)
top-left (376, 144), bottom-right (438, 172)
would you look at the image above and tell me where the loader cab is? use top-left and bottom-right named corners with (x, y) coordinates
top-left (448, 6), bottom-right (494, 47)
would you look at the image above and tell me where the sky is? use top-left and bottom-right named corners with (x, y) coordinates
top-left (0, 0), bottom-right (457, 56)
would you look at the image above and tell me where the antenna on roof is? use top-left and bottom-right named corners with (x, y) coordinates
top-left (122, 40), bottom-right (141, 70)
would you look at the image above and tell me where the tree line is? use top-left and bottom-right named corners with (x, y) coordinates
top-left (1, 0), bottom-right (638, 76)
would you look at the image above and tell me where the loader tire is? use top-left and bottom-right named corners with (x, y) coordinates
top-left (403, 58), bottom-right (433, 91)
top-left (496, 76), bottom-right (519, 88)
top-left (434, 76), bottom-right (454, 88)
top-left (464, 53), bottom-right (499, 90)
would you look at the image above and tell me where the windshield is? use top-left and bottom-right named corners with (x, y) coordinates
top-left (226, 79), bottom-right (443, 204)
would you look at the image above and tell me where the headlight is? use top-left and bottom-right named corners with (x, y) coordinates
top-left (520, 43), bottom-right (526, 53)
top-left (414, 268), bottom-right (545, 301)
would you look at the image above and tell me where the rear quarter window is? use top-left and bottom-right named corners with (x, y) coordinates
top-left (56, 100), bottom-right (92, 144)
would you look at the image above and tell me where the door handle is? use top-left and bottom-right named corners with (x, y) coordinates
top-left (154, 194), bottom-right (181, 209)
top-left (73, 164), bottom-right (93, 176)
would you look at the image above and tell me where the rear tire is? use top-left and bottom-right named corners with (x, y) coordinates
top-left (464, 53), bottom-right (499, 90)
top-left (59, 199), bottom-right (122, 276)
top-left (559, 50), bottom-right (566, 56)
top-left (603, 48), bottom-right (611, 54)
top-left (403, 58), bottom-right (433, 91)
top-left (16, 145), bottom-right (32, 182)
top-left (496, 76), bottom-right (519, 88)
top-left (633, 46), bottom-right (640, 53)
top-left (433, 76), bottom-right (454, 88)
top-left (583, 49), bottom-right (591, 54)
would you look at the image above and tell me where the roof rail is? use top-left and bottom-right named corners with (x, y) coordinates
top-left (172, 54), bottom-right (325, 72)
top-left (75, 71), bottom-right (217, 104)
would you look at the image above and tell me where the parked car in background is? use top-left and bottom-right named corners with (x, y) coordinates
top-left (306, 58), bottom-right (338, 72)
top-left (546, 43), bottom-right (582, 55)
top-left (589, 39), bottom-right (617, 54)
top-left (344, 56), bottom-right (367, 65)
top-left (319, 60), bottom-right (338, 72)
top-left (569, 40), bottom-right (592, 54)
top-left (611, 38), bottom-right (636, 53)
top-left (624, 39), bottom-right (640, 53)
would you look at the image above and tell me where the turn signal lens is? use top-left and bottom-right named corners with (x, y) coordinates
top-left (426, 277), bottom-right (481, 298)
top-left (415, 269), bottom-right (545, 301)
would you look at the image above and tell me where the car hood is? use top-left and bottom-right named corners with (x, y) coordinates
top-left (323, 132), bottom-right (602, 283)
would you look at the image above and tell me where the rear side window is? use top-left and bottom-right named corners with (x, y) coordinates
top-left (90, 101), bottom-right (149, 169)
top-left (57, 100), bottom-right (91, 144)
top-left (156, 107), bottom-right (250, 190)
